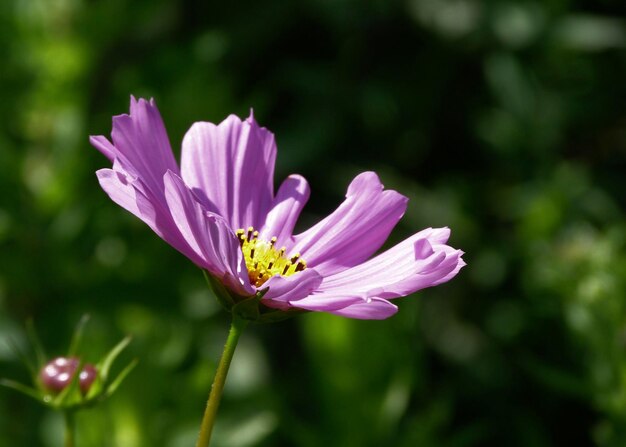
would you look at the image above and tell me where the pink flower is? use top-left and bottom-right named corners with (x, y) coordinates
top-left (91, 97), bottom-right (465, 320)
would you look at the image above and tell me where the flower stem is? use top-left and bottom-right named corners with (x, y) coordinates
top-left (196, 315), bottom-right (248, 447)
top-left (64, 410), bottom-right (75, 447)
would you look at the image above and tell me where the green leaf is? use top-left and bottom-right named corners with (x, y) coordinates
top-left (68, 314), bottom-right (91, 357)
top-left (53, 360), bottom-right (84, 408)
top-left (102, 359), bottom-right (138, 399)
top-left (25, 318), bottom-right (46, 369)
top-left (0, 378), bottom-right (43, 402)
top-left (84, 373), bottom-right (104, 400)
top-left (97, 336), bottom-right (132, 382)
top-left (6, 336), bottom-right (37, 378)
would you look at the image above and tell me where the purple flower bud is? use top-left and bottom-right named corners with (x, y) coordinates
top-left (39, 357), bottom-right (98, 394)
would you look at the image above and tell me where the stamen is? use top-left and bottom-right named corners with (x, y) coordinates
top-left (236, 227), bottom-right (308, 287)
top-left (236, 229), bottom-right (245, 247)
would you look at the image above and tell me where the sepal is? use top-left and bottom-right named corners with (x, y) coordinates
top-left (1, 315), bottom-right (137, 412)
top-left (203, 269), bottom-right (308, 323)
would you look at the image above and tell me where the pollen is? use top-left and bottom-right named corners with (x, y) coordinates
top-left (236, 227), bottom-right (307, 287)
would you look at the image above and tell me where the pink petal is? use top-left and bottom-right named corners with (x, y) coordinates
top-left (180, 112), bottom-right (276, 231)
top-left (89, 135), bottom-right (117, 162)
top-left (163, 170), bottom-right (254, 297)
top-left (104, 97), bottom-right (180, 196)
top-left (261, 269), bottom-right (323, 309)
top-left (96, 168), bottom-right (205, 267)
top-left (317, 227), bottom-right (465, 299)
top-left (259, 174), bottom-right (310, 245)
top-left (283, 292), bottom-right (363, 312)
top-left (290, 172), bottom-right (408, 276)
top-left (96, 168), bottom-right (141, 216)
top-left (326, 298), bottom-right (398, 320)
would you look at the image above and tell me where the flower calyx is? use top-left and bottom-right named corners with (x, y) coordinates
top-left (0, 315), bottom-right (137, 411)
top-left (203, 270), bottom-right (308, 323)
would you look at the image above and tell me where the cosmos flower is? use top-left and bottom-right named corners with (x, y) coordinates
top-left (90, 97), bottom-right (465, 320)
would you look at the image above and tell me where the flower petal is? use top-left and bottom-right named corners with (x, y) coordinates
top-left (89, 135), bottom-right (117, 162)
top-left (283, 292), bottom-right (363, 312)
top-left (98, 97), bottom-right (180, 197)
top-left (96, 168), bottom-right (142, 217)
top-left (163, 170), bottom-right (254, 296)
top-left (290, 172), bottom-right (408, 276)
top-left (261, 269), bottom-right (323, 309)
top-left (259, 174), bottom-right (310, 245)
top-left (180, 112), bottom-right (276, 231)
top-left (326, 298), bottom-right (398, 320)
top-left (317, 227), bottom-right (465, 299)
top-left (96, 167), bottom-right (205, 267)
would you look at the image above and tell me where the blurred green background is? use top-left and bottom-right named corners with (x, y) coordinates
top-left (1, 0), bottom-right (626, 446)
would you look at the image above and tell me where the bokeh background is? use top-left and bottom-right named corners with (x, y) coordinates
top-left (1, 0), bottom-right (626, 446)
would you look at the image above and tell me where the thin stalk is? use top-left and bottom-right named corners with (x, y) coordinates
top-left (64, 410), bottom-right (75, 447)
top-left (196, 315), bottom-right (248, 447)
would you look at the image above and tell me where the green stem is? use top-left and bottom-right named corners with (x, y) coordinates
top-left (64, 410), bottom-right (75, 447)
top-left (196, 315), bottom-right (248, 447)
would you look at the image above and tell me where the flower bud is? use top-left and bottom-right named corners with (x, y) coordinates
top-left (39, 357), bottom-right (98, 394)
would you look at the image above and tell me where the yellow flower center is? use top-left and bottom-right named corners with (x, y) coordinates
top-left (236, 227), bottom-right (306, 287)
